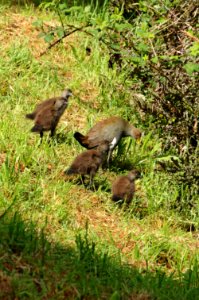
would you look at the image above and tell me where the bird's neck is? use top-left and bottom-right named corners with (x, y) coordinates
top-left (123, 123), bottom-right (136, 138)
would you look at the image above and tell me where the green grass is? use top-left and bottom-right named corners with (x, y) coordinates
top-left (0, 3), bottom-right (198, 299)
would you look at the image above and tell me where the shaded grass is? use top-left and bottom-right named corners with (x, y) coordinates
top-left (0, 212), bottom-right (199, 300)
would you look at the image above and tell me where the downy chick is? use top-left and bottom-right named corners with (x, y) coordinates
top-left (65, 141), bottom-right (109, 186)
top-left (26, 89), bottom-right (72, 138)
top-left (112, 170), bottom-right (141, 204)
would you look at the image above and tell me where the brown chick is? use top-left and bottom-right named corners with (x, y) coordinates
top-left (111, 170), bottom-right (141, 204)
top-left (74, 116), bottom-right (142, 165)
top-left (65, 141), bottom-right (109, 186)
top-left (26, 89), bottom-right (72, 138)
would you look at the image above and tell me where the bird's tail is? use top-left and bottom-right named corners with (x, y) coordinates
top-left (31, 124), bottom-right (43, 132)
top-left (26, 112), bottom-right (36, 120)
top-left (112, 195), bottom-right (121, 202)
top-left (65, 168), bottom-right (76, 175)
top-left (74, 132), bottom-right (89, 148)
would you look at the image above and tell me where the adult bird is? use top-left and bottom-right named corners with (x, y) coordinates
top-left (74, 116), bottom-right (142, 165)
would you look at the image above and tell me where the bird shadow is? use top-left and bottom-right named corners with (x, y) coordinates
top-left (39, 132), bottom-right (70, 146)
top-left (35, 132), bottom-right (69, 146)
top-left (65, 175), bottom-right (111, 193)
top-left (90, 177), bottom-right (111, 193)
top-left (105, 158), bottom-right (136, 173)
top-left (52, 132), bottom-right (69, 144)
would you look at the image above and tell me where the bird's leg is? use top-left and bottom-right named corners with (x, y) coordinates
top-left (126, 194), bottom-right (132, 206)
top-left (80, 175), bottom-right (86, 186)
top-left (89, 172), bottom-right (95, 190)
top-left (107, 137), bottom-right (118, 168)
top-left (89, 175), bottom-right (93, 188)
top-left (40, 131), bottom-right (44, 139)
top-left (50, 127), bottom-right (56, 137)
top-left (107, 149), bottom-right (113, 168)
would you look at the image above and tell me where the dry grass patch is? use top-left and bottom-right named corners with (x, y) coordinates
top-left (0, 7), bottom-right (82, 60)
top-left (0, 12), bottom-right (46, 55)
top-left (61, 102), bottom-right (89, 133)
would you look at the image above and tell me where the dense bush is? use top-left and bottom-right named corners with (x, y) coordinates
top-left (109, 0), bottom-right (199, 154)
top-left (107, 0), bottom-right (199, 199)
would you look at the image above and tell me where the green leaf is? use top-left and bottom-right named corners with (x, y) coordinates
top-left (44, 33), bottom-right (54, 43)
top-left (169, 55), bottom-right (180, 60)
top-left (110, 43), bottom-right (120, 50)
top-left (32, 20), bottom-right (43, 28)
top-left (156, 155), bottom-right (180, 162)
top-left (110, 291), bottom-right (120, 300)
top-left (189, 42), bottom-right (199, 57)
top-left (184, 63), bottom-right (199, 75)
top-left (115, 23), bottom-right (132, 32)
top-left (136, 42), bottom-right (149, 53)
top-left (156, 17), bottom-right (168, 24)
top-left (84, 5), bottom-right (91, 13)
top-left (66, 6), bottom-right (83, 12)
top-left (89, 29), bottom-right (100, 38)
top-left (110, 13), bottom-right (123, 22)
top-left (38, 32), bottom-right (46, 38)
top-left (151, 56), bottom-right (159, 64)
top-left (56, 28), bottom-right (65, 39)
top-left (59, 3), bottom-right (67, 10)
top-left (39, 2), bottom-right (55, 9)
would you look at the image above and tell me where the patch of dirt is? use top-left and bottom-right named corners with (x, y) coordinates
top-left (62, 103), bottom-right (88, 133)
top-left (0, 13), bottom-right (45, 56)
top-left (0, 271), bottom-right (13, 298)
top-left (78, 81), bottom-right (100, 109)
top-left (0, 11), bottom-right (78, 58)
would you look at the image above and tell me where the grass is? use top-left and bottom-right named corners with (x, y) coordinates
top-left (0, 3), bottom-right (198, 299)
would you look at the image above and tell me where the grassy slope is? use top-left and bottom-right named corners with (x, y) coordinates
top-left (0, 4), bottom-right (198, 300)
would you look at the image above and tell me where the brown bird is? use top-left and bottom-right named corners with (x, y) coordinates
top-left (65, 141), bottom-right (109, 186)
top-left (26, 89), bottom-right (72, 138)
top-left (111, 170), bottom-right (141, 204)
top-left (74, 116), bottom-right (142, 165)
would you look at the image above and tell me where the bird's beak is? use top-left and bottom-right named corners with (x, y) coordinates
top-left (137, 132), bottom-right (144, 144)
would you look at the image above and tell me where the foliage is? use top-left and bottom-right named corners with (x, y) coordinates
top-left (107, 1), bottom-right (199, 195)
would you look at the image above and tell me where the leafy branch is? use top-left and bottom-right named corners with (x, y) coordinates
top-left (38, 23), bottom-right (92, 57)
